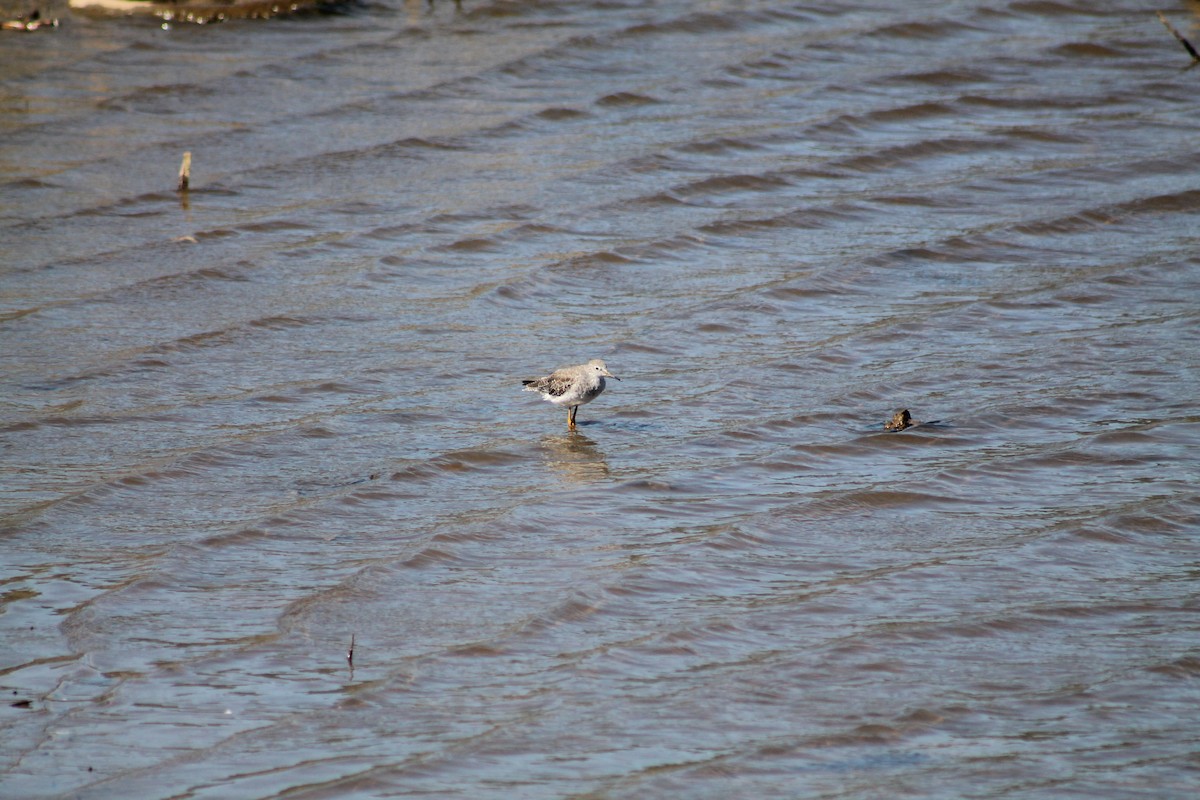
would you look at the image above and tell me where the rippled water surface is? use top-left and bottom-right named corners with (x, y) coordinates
top-left (3, 1), bottom-right (1200, 797)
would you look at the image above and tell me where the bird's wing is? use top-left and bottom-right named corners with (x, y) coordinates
top-left (543, 372), bottom-right (579, 396)
top-left (524, 364), bottom-right (586, 394)
top-left (521, 368), bottom-right (575, 396)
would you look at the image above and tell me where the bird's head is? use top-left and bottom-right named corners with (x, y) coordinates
top-left (588, 359), bottom-right (620, 381)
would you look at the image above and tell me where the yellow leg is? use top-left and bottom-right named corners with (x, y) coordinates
top-left (567, 406), bottom-right (578, 429)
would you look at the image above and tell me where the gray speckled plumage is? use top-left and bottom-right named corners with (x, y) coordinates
top-left (522, 359), bottom-right (620, 428)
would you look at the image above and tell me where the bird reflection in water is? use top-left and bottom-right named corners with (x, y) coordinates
top-left (539, 431), bottom-right (610, 483)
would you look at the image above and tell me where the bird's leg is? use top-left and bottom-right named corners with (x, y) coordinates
top-left (567, 405), bottom-right (578, 429)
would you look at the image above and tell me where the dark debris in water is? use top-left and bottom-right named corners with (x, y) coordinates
top-left (884, 409), bottom-right (943, 432)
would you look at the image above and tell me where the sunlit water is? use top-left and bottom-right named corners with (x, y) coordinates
top-left (3, 1), bottom-right (1199, 797)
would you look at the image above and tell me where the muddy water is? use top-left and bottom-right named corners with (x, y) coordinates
top-left (3, 1), bottom-right (1200, 797)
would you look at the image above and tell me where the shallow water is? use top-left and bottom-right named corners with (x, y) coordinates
top-left (2, 1), bottom-right (1199, 797)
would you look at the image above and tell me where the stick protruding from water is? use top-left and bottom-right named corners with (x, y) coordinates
top-left (1157, 11), bottom-right (1200, 62)
top-left (177, 151), bottom-right (192, 192)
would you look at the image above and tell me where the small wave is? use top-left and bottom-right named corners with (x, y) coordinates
top-left (595, 92), bottom-right (662, 108)
top-left (96, 82), bottom-right (219, 115)
top-left (436, 237), bottom-right (503, 253)
top-left (672, 173), bottom-right (792, 199)
top-left (378, 136), bottom-right (468, 157)
top-left (836, 137), bottom-right (1007, 174)
top-left (699, 205), bottom-right (868, 237)
top-left (675, 137), bottom-right (765, 156)
top-left (993, 126), bottom-right (1088, 145)
top-left (388, 447), bottom-right (529, 485)
top-left (625, 192), bottom-right (693, 208)
top-left (1052, 42), bottom-right (1126, 59)
top-left (397, 547), bottom-right (464, 569)
top-left (236, 219), bottom-right (312, 235)
top-left (1146, 656), bottom-right (1200, 678)
top-left (782, 489), bottom-right (970, 522)
top-left (551, 250), bottom-right (638, 269)
top-left (2, 176), bottom-right (59, 191)
top-left (622, 8), bottom-right (806, 39)
top-left (887, 68), bottom-right (990, 86)
top-left (197, 527), bottom-right (272, 549)
top-left (247, 315), bottom-right (313, 330)
top-left (536, 107), bottom-right (589, 121)
top-left (1122, 188), bottom-right (1200, 215)
top-left (869, 20), bottom-right (984, 41)
top-left (1008, 1), bottom-right (1108, 18)
top-left (1011, 189), bottom-right (1200, 237)
top-left (814, 102), bottom-right (958, 138)
top-left (868, 101), bottom-right (958, 122)
top-left (624, 13), bottom-right (744, 38)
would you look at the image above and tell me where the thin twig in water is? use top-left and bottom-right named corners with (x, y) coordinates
top-left (1157, 11), bottom-right (1200, 62)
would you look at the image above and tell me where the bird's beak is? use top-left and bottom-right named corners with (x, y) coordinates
top-left (608, 373), bottom-right (621, 381)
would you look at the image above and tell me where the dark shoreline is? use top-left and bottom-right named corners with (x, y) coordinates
top-left (2, 0), bottom-right (341, 26)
